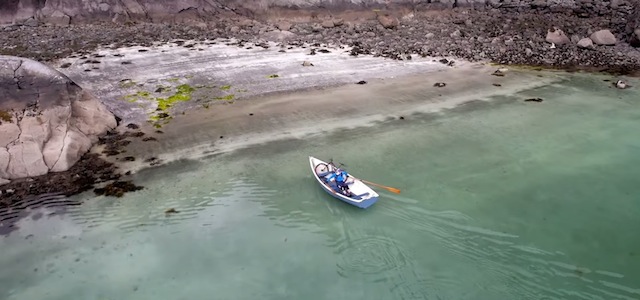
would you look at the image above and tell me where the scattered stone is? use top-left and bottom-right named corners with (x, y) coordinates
top-left (165, 208), bottom-right (179, 214)
top-left (614, 80), bottom-right (632, 89)
top-left (492, 69), bottom-right (506, 77)
top-left (524, 98), bottom-right (544, 102)
top-left (60, 62), bottom-right (72, 68)
top-left (377, 14), bottom-right (399, 29)
top-left (321, 20), bottom-right (335, 28)
top-left (356, 80), bottom-right (367, 85)
top-left (142, 137), bottom-right (157, 142)
top-left (493, 83), bottom-right (502, 87)
top-left (433, 82), bottom-right (447, 87)
top-left (399, 116), bottom-right (405, 120)
top-left (155, 130), bottom-right (164, 134)
top-left (577, 38), bottom-right (595, 49)
top-left (277, 21), bottom-right (292, 31)
top-left (126, 123), bottom-right (139, 129)
top-left (546, 28), bottom-right (570, 46)
top-left (121, 61), bottom-right (132, 65)
top-left (249, 113), bottom-right (254, 116)
top-left (590, 30), bottom-right (617, 46)
top-left (123, 156), bottom-right (135, 161)
top-left (302, 61), bottom-right (314, 67)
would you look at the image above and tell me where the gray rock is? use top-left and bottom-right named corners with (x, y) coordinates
top-left (261, 30), bottom-right (296, 42)
top-left (44, 10), bottom-right (71, 26)
top-left (0, 55), bottom-right (116, 182)
top-left (321, 20), bottom-right (334, 28)
top-left (577, 37), bottom-right (595, 49)
top-left (545, 28), bottom-right (570, 45)
top-left (277, 21), bottom-right (292, 31)
top-left (22, 17), bottom-right (38, 27)
top-left (377, 14), bottom-right (399, 29)
top-left (590, 29), bottom-right (617, 45)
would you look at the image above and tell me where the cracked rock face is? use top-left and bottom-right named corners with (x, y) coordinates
top-left (0, 55), bottom-right (117, 184)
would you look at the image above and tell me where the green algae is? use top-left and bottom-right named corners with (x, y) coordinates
top-left (267, 74), bottom-right (280, 79)
top-left (123, 91), bottom-right (152, 103)
top-left (156, 84), bottom-right (195, 110)
top-left (220, 85), bottom-right (232, 91)
top-left (215, 94), bottom-right (235, 101)
top-left (149, 84), bottom-right (196, 128)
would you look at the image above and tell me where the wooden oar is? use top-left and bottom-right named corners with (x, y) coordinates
top-left (357, 178), bottom-right (401, 194)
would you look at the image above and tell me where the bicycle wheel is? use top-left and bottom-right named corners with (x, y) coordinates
top-left (315, 163), bottom-right (330, 176)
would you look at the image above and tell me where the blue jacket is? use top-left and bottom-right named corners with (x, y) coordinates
top-left (326, 170), bottom-right (348, 184)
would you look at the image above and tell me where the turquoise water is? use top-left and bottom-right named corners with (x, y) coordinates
top-left (1, 73), bottom-right (639, 300)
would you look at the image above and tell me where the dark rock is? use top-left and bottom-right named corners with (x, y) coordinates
top-left (93, 180), bottom-right (143, 198)
top-left (356, 80), bottom-right (367, 84)
top-left (126, 123), bottom-right (139, 129)
top-left (0, 153), bottom-right (122, 209)
top-left (433, 82), bottom-right (447, 87)
top-left (165, 208), bottom-right (179, 214)
top-left (142, 137), bottom-right (157, 142)
top-left (524, 98), bottom-right (544, 102)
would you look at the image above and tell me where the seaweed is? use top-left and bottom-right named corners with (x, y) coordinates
top-left (0, 110), bottom-right (13, 123)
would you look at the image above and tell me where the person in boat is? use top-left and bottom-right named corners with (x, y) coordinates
top-left (326, 168), bottom-right (353, 197)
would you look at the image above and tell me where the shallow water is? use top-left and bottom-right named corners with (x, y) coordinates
top-left (1, 73), bottom-right (639, 300)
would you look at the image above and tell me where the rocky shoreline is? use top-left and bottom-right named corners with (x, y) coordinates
top-left (1, 7), bottom-right (639, 209)
top-left (1, 8), bottom-right (639, 75)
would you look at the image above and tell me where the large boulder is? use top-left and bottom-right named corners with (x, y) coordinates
top-left (590, 29), bottom-right (617, 45)
top-left (546, 28), bottom-right (571, 45)
top-left (0, 55), bottom-right (117, 185)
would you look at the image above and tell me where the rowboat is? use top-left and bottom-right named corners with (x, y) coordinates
top-left (309, 156), bottom-right (379, 209)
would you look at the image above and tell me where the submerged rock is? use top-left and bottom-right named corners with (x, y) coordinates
top-left (0, 55), bottom-right (117, 185)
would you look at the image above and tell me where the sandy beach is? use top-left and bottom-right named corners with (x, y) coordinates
top-left (56, 39), bottom-right (567, 174)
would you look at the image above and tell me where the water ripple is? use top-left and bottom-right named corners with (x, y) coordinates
top-left (377, 201), bottom-right (640, 300)
top-left (0, 192), bottom-right (76, 235)
top-left (49, 177), bottom-right (278, 234)
top-left (335, 235), bottom-right (410, 278)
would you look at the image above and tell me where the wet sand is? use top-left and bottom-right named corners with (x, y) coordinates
top-left (86, 54), bottom-right (565, 174)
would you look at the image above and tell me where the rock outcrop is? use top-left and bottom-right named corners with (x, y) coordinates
top-left (0, 55), bottom-right (116, 185)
